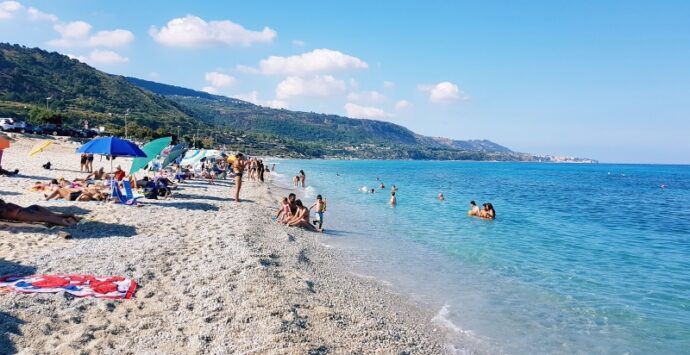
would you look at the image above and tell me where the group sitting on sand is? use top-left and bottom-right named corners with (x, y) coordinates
top-left (468, 200), bottom-right (496, 220)
top-left (275, 193), bottom-right (325, 232)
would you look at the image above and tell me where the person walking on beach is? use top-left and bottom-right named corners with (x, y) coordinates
top-left (309, 195), bottom-right (327, 230)
top-left (232, 153), bottom-right (246, 202)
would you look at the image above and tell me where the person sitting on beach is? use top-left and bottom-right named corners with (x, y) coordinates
top-left (390, 191), bottom-right (397, 206)
top-left (0, 199), bottom-right (80, 226)
top-left (468, 200), bottom-right (480, 216)
top-left (86, 167), bottom-right (106, 180)
top-left (438, 192), bottom-right (445, 201)
top-left (277, 193), bottom-right (298, 224)
top-left (276, 197), bottom-right (292, 223)
top-left (309, 195), bottom-right (326, 230)
top-left (478, 203), bottom-right (496, 220)
top-left (113, 165), bottom-right (126, 181)
top-left (286, 200), bottom-right (321, 232)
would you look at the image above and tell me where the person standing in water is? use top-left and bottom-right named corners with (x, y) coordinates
top-left (438, 192), bottom-right (445, 201)
top-left (299, 170), bottom-right (306, 187)
top-left (232, 153), bottom-right (246, 202)
top-left (390, 191), bottom-right (397, 206)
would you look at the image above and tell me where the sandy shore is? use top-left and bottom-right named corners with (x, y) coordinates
top-left (0, 135), bottom-right (448, 354)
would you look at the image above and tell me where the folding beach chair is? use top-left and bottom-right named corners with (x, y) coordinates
top-left (111, 181), bottom-right (138, 205)
top-left (122, 181), bottom-right (144, 203)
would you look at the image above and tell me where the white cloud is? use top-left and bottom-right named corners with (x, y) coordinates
top-left (383, 80), bottom-right (395, 89)
top-left (0, 1), bottom-right (22, 20)
top-left (149, 15), bottom-right (276, 48)
top-left (344, 103), bottom-right (393, 119)
top-left (395, 100), bottom-right (412, 110)
top-left (53, 20), bottom-right (91, 39)
top-left (275, 75), bottom-right (346, 100)
top-left (69, 49), bottom-right (129, 65)
top-left (292, 39), bottom-right (305, 46)
top-left (234, 91), bottom-right (289, 109)
top-left (265, 99), bottom-right (289, 109)
top-left (254, 49), bottom-right (368, 76)
top-left (348, 78), bottom-right (360, 90)
top-left (87, 29), bottom-right (134, 47)
top-left (347, 90), bottom-right (386, 103)
top-left (49, 21), bottom-right (134, 48)
top-left (27, 7), bottom-right (57, 22)
top-left (204, 71), bottom-right (236, 88)
top-left (418, 81), bottom-right (465, 104)
top-left (201, 86), bottom-right (218, 94)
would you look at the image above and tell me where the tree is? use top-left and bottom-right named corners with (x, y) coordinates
top-left (28, 107), bottom-right (64, 125)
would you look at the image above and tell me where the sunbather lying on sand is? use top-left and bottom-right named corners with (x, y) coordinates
top-left (45, 186), bottom-right (108, 202)
top-left (0, 199), bottom-right (80, 226)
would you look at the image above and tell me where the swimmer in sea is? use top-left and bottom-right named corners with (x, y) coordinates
top-left (478, 203), bottom-right (496, 220)
top-left (389, 191), bottom-right (396, 206)
top-left (438, 192), bottom-right (445, 201)
top-left (380, 182), bottom-right (385, 189)
top-left (468, 200), bottom-right (480, 216)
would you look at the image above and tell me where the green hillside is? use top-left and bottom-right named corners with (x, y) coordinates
top-left (0, 43), bottom-right (528, 160)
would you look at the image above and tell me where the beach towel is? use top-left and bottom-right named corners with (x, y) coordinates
top-left (0, 274), bottom-right (137, 299)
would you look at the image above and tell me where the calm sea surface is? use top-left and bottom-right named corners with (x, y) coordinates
top-left (268, 160), bottom-right (690, 354)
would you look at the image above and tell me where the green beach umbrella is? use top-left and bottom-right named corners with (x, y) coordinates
top-left (161, 144), bottom-right (187, 168)
top-left (129, 136), bottom-right (172, 174)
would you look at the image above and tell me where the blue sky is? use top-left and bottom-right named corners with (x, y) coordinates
top-left (1, 1), bottom-right (689, 163)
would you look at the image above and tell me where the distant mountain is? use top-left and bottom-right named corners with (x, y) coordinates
top-left (1, 43), bottom-right (548, 160)
top-left (124, 77), bottom-right (512, 153)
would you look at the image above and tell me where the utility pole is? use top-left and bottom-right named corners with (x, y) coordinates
top-left (124, 108), bottom-right (130, 139)
top-left (45, 97), bottom-right (51, 110)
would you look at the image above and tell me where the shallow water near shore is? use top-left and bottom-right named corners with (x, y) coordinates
top-left (269, 160), bottom-right (690, 354)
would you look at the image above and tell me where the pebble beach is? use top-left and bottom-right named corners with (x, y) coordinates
top-left (0, 136), bottom-right (448, 354)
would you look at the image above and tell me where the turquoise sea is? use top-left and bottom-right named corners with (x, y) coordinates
top-left (268, 160), bottom-right (690, 354)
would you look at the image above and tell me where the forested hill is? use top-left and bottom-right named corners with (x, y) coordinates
top-left (1, 43), bottom-right (526, 160)
top-left (124, 77), bottom-right (511, 152)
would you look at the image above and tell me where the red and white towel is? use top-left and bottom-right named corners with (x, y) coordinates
top-left (0, 274), bottom-right (137, 299)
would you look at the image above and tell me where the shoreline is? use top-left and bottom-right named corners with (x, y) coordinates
top-left (0, 136), bottom-right (449, 353)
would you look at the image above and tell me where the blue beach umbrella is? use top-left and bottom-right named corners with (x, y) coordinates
top-left (77, 136), bottom-right (147, 158)
top-left (77, 136), bottom-right (147, 173)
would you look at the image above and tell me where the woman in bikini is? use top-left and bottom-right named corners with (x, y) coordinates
top-left (232, 153), bottom-right (246, 202)
top-left (0, 199), bottom-right (80, 226)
